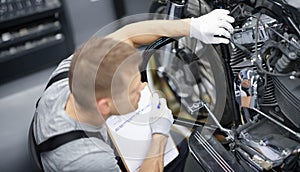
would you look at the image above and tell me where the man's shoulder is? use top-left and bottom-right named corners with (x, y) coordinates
top-left (35, 77), bottom-right (69, 125)
top-left (37, 54), bottom-right (72, 111)
top-left (34, 58), bottom-right (71, 143)
top-left (50, 55), bottom-right (73, 78)
top-left (42, 137), bottom-right (119, 171)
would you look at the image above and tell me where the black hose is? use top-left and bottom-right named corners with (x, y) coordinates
top-left (140, 37), bottom-right (177, 82)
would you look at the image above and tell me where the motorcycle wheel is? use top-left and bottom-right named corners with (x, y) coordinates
top-left (147, 0), bottom-right (232, 125)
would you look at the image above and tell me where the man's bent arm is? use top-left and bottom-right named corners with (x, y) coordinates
top-left (106, 9), bottom-right (235, 46)
top-left (139, 134), bottom-right (168, 172)
top-left (106, 19), bottom-right (190, 47)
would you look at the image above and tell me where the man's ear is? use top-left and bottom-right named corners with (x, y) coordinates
top-left (96, 98), bottom-right (111, 116)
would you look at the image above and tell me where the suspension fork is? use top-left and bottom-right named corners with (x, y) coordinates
top-left (166, 0), bottom-right (186, 19)
top-left (220, 44), bottom-right (242, 127)
top-left (160, 0), bottom-right (188, 71)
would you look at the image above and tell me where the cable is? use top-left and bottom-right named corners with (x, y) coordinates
top-left (252, 13), bottom-right (299, 78)
top-left (254, 12), bottom-right (261, 67)
top-left (249, 14), bottom-right (300, 49)
top-left (268, 27), bottom-right (300, 49)
top-left (197, 0), bottom-right (201, 16)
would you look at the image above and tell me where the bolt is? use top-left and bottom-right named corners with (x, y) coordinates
top-left (288, 52), bottom-right (297, 60)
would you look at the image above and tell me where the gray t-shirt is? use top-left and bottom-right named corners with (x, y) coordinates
top-left (34, 56), bottom-right (120, 172)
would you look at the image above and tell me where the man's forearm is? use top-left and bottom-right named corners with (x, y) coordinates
top-left (106, 19), bottom-right (190, 47)
top-left (139, 134), bottom-right (168, 172)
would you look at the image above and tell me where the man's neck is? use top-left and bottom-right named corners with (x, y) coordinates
top-left (65, 93), bottom-right (106, 127)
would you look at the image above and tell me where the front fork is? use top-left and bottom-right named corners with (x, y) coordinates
top-left (166, 0), bottom-right (186, 19)
top-left (159, 0), bottom-right (187, 75)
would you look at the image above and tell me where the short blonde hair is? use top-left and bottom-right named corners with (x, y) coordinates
top-left (69, 37), bottom-right (142, 109)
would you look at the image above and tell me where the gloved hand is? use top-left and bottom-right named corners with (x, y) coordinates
top-left (190, 9), bottom-right (235, 44)
top-left (149, 93), bottom-right (174, 137)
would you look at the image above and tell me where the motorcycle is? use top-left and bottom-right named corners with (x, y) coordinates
top-left (140, 0), bottom-right (300, 171)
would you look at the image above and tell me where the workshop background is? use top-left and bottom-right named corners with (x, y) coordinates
top-left (0, 0), bottom-right (201, 171)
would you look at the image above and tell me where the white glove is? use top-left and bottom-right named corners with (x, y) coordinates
top-left (190, 9), bottom-right (235, 44)
top-left (149, 93), bottom-right (174, 137)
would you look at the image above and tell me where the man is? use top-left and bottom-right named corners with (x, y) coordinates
top-left (33, 9), bottom-right (234, 171)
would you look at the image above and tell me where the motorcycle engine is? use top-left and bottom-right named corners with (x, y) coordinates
top-left (231, 13), bottom-right (300, 130)
top-left (229, 3), bottom-right (300, 170)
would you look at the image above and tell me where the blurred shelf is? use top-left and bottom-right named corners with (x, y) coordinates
top-left (0, 33), bottom-right (64, 63)
top-left (0, 0), bottom-right (61, 28)
top-left (0, 0), bottom-right (74, 84)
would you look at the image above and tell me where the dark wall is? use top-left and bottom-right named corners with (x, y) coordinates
top-left (63, 0), bottom-right (151, 47)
